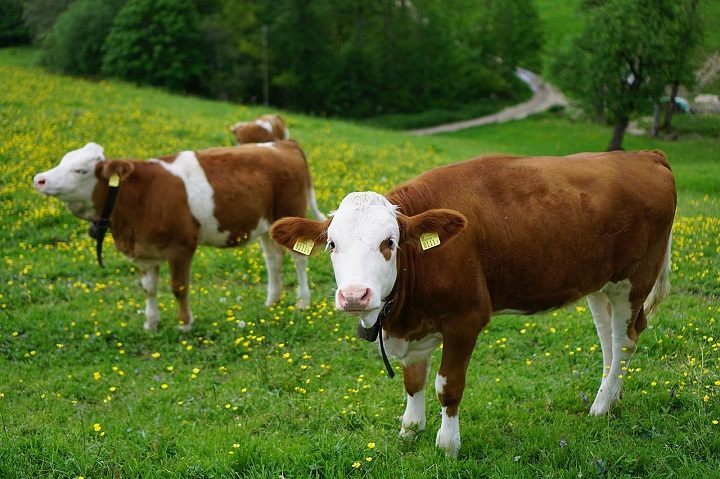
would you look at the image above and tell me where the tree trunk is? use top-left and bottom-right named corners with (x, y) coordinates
top-left (651, 103), bottom-right (661, 137)
top-left (607, 116), bottom-right (629, 151)
top-left (661, 82), bottom-right (680, 135)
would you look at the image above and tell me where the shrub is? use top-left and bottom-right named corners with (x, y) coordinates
top-left (0, 0), bottom-right (30, 46)
top-left (21, 0), bottom-right (75, 42)
top-left (41, 0), bottom-right (125, 76)
top-left (102, 0), bottom-right (204, 92)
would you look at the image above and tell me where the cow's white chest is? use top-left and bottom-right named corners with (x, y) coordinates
top-left (150, 152), bottom-right (229, 246)
top-left (381, 332), bottom-right (442, 365)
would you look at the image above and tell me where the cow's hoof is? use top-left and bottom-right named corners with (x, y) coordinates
top-left (436, 428), bottom-right (460, 458)
top-left (399, 421), bottom-right (425, 439)
top-left (296, 297), bottom-right (310, 310)
top-left (178, 323), bottom-right (193, 333)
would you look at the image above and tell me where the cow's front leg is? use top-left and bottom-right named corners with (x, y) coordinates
top-left (400, 358), bottom-right (431, 438)
top-left (166, 247), bottom-right (195, 332)
top-left (140, 263), bottom-right (161, 332)
top-left (435, 331), bottom-right (478, 457)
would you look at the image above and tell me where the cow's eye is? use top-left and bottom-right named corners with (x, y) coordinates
top-left (327, 240), bottom-right (336, 252)
top-left (73, 169), bottom-right (87, 174)
top-left (386, 238), bottom-right (396, 250)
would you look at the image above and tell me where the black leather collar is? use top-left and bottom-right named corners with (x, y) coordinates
top-left (356, 287), bottom-right (397, 378)
top-left (88, 179), bottom-right (119, 268)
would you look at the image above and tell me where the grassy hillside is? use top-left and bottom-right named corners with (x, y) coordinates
top-left (0, 58), bottom-right (718, 478)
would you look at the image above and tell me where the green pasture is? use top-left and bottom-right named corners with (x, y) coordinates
top-left (0, 53), bottom-right (719, 478)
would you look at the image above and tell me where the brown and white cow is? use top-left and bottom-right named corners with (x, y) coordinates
top-left (229, 114), bottom-right (289, 144)
top-left (271, 150), bottom-right (676, 457)
top-left (33, 140), bottom-right (326, 332)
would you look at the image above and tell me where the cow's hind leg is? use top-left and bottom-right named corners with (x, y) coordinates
top-left (400, 357), bottom-right (431, 439)
top-left (290, 253), bottom-right (311, 309)
top-left (590, 280), bottom-right (640, 415)
top-left (167, 248), bottom-right (195, 332)
top-left (140, 263), bottom-right (161, 332)
top-left (259, 234), bottom-right (284, 307)
top-left (587, 291), bottom-right (613, 389)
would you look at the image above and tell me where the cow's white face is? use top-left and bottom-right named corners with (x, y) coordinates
top-left (33, 142), bottom-right (105, 220)
top-left (327, 192), bottom-right (400, 327)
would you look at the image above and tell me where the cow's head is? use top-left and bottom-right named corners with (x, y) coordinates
top-left (271, 192), bottom-right (466, 328)
top-left (33, 143), bottom-right (107, 219)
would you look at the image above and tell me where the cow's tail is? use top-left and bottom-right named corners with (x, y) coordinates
top-left (644, 233), bottom-right (672, 317)
top-left (296, 144), bottom-right (326, 221)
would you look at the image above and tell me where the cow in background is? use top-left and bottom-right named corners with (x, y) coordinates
top-left (34, 140), bottom-right (326, 332)
top-left (271, 150), bottom-right (675, 457)
top-left (229, 114), bottom-right (289, 144)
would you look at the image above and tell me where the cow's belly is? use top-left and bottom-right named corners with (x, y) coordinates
top-left (382, 332), bottom-right (442, 365)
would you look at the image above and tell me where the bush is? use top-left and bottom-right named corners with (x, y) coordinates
top-left (102, 0), bottom-right (204, 92)
top-left (41, 0), bottom-right (125, 76)
top-left (21, 0), bottom-right (75, 43)
top-left (0, 0), bottom-right (30, 46)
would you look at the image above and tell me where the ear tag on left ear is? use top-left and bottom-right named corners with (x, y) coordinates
top-left (420, 232), bottom-right (441, 251)
top-left (108, 173), bottom-right (120, 187)
top-left (293, 239), bottom-right (314, 256)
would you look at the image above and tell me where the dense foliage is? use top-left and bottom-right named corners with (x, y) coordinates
top-left (22, 0), bottom-right (543, 122)
top-left (41, 0), bottom-right (125, 76)
top-left (0, 0), bottom-right (30, 47)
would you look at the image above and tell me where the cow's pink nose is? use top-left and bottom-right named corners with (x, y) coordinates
top-left (35, 177), bottom-right (46, 187)
top-left (338, 286), bottom-right (372, 311)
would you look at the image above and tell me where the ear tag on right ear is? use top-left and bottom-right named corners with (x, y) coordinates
top-left (108, 173), bottom-right (120, 187)
top-left (420, 232), bottom-right (441, 251)
top-left (293, 239), bottom-right (314, 256)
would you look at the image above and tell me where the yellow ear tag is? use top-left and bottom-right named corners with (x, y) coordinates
top-left (419, 232), bottom-right (441, 251)
top-left (108, 173), bottom-right (120, 187)
top-left (293, 239), bottom-right (314, 256)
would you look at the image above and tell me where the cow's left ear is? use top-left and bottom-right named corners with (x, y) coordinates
top-left (97, 160), bottom-right (134, 183)
top-left (398, 209), bottom-right (467, 250)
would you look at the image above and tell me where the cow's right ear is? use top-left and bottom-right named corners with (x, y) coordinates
top-left (271, 217), bottom-right (332, 255)
top-left (97, 160), bottom-right (134, 182)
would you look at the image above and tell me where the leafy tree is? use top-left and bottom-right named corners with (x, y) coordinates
top-left (22, 0), bottom-right (75, 43)
top-left (552, 0), bottom-right (681, 151)
top-left (102, 0), bottom-right (204, 92)
top-left (41, 0), bottom-right (125, 76)
top-left (0, 0), bottom-right (30, 46)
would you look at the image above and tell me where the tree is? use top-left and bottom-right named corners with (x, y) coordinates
top-left (102, 0), bottom-right (204, 92)
top-left (41, 0), bottom-right (125, 76)
top-left (552, 0), bottom-right (682, 151)
top-left (22, 0), bottom-right (75, 43)
top-left (0, 0), bottom-right (30, 46)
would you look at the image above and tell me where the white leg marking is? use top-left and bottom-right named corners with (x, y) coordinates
top-left (587, 291), bottom-right (613, 381)
top-left (590, 280), bottom-right (635, 415)
top-left (178, 310), bottom-right (194, 333)
top-left (150, 153), bottom-right (229, 246)
top-left (434, 373), bottom-right (447, 396)
top-left (291, 253), bottom-right (311, 309)
top-left (259, 235), bottom-right (284, 307)
top-left (400, 389), bottom-right (426, 438)
top-left (436, 406), bottom-right (461, 458)
top-left (140, 265), bottom-right (160, 332)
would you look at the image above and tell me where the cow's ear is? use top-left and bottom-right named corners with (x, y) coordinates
top-left (398, 209), bottom-right (467, 250)
top-left (271, 217), bottom-right (332, 255)
top-left (97, 160), bottom-right (134, 182)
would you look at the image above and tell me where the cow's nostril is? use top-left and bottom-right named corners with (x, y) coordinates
top-left (37, 178), bottom-right (46, 186)
top-left (360, 289), bottom-right (370, 301)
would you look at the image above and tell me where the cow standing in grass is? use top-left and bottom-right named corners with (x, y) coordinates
top-left (33, 140), bottom-right (325, 332)
top-left (271, 150), bottom-right (676, 457)
top-left (230, 114), bottom-right (289, 144)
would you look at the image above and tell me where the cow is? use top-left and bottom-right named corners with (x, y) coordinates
top-left (229, 114), bottom-right (289, 144)
top-left (33, 140), bottom-right (326, 332)
top-left (270, 150), bottom-right (676, 457)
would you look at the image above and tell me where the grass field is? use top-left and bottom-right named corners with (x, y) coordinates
top-left (1, 50), bottom-right (719, 478)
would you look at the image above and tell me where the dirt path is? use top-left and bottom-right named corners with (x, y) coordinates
top-left (409, 67), bottom-right (567, 136)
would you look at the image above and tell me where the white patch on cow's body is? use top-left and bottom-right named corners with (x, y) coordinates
top-left (436, 406), bottom-right (461, 457)
top-left (33, 142), bottom-right (105, 220)
top-left (150, 152), bottom-right (229, 246)
top-left (255, 119), bottom-right (273, 133)
top-left (257, 142), bottom-right (275, 149)
top-left (328, 192), bottom-right (400, 323)
top-left (382, 332), bottom-right (442, 365)
top-left (590, 279), bottom-right (635, 415)
top-left (400, 389), bottom-right (426, 438)
top-left (435, 373), bottom-right (447, 396)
